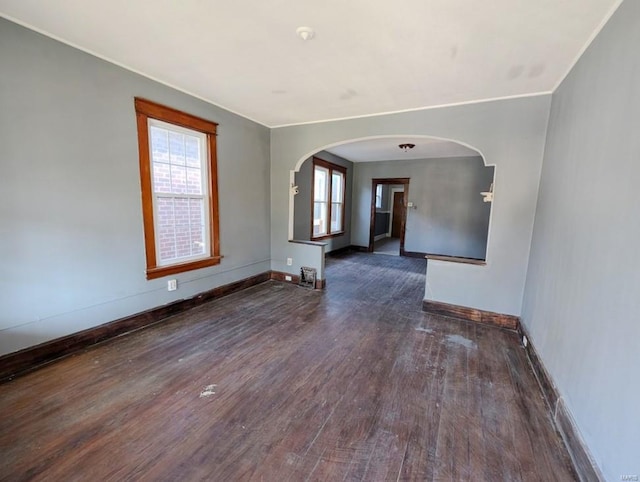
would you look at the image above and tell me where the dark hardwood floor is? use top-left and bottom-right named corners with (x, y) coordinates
top-left (0, 252), bottom-right (576, 481)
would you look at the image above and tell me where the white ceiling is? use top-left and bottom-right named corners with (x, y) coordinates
top-left (326, 137), bottom-right (479, 163)
top-left (0, 0), bottom-right (622, 127)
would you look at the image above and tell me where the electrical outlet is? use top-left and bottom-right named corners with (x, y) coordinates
top-left (286, 257), bottom-right (292, 266)
top-left (167, 279), bottom-right (177, 291)
top-left (285, 275), bottom-right (292, 282)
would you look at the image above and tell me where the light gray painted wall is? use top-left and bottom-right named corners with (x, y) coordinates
top-left (521, 1), bottom-right (640, 479)
top-left (0, 19), bottom-right (271, 356)
top-left (352, 157), bottom-right (493, 259)
top-left (272, 95), bottom-right (550, 315)
top-left (293, 151), bottom-right (353, 253)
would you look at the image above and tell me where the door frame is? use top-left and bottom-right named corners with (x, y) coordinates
top-left (369, 178), bottom-right (410, 254)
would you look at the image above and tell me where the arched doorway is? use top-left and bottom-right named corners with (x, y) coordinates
top-left (291, 136), bottom-right (494, 264)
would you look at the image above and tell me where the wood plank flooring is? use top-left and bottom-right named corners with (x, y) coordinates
top-left (0, 252), bottom-right (576, 481)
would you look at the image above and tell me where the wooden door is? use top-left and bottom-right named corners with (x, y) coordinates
top-left (391, 191), bottom-right (404, 238)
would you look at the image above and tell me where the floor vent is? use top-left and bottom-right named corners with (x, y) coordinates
top-left (299, 267), bottom-right (316, 289)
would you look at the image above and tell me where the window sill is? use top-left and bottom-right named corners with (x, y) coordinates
top-left (424, 255), bottom-right (486, 266)
top-left (146, 256), bottom-right (222, 280)
top-left (290, 239), bottom-right (328, 246)
top-left (311, 231), bottom-right (345, 241)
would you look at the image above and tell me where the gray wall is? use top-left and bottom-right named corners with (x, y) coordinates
top-left (293, 151), bottom-right (353, 253)
top-left (353, 157), bottom-right (493, 259)
top-left (374, 212), bottom-right (390, 237)
top-left (521, 1), bottom-right (639, 479)
top-left (0, 19), bottom-right (271, 356)
top-left (272, 95), bottom-right (550, 315)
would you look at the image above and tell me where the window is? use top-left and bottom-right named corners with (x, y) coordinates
top-left (375, 184), bottom-right (383, 209)
top-left (312, 158), bottom-right (346, 239)
top-left (135, 98), bottom-right (220, 279)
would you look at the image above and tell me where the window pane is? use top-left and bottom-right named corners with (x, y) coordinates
top-left (175, 225), bottom-right (191, 258)
top-left (314, 166), bottom-right (329, 202)
top-left (185, 135), bottom-right (201, 168)
top-left (152, 162), bottom-right (171, 193)
top-left (174, 197), bottom-right (189, 227)
top-left (150, 126), bottom-right (169, 162)
top-left (190, 198), bottom-right (205, 256)
top-left (191, 225), bottom-right (205, 256)
top-left (171, 165), bottom-right (187, 194)
top-left (156, 197), bottom-right (207, 262)
top-left (186, 167), bottom-right (202, 195)
top-left (157, 197), bottom-right (176, 262)
top-left (313, 201), bottom-right (327, 236)
top-left (332, 171), bottom-right (344, 202)
top-left (168, 131), bottom-right (186, 165)
top-left (154, 128), bottom-right (207, 264)
top-left (331, 202), bottom-right (343, 233)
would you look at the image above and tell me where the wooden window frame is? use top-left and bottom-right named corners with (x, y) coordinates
top-left (311, 157), bottom-right (346, 240)
top-left (135, 98), bottom-right (221, 280)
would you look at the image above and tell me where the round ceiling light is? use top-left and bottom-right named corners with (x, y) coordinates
top-left (296, 27), bottom-right (315, 41)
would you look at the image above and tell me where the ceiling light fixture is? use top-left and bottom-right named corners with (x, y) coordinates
top-left (296, 27), bottom-right (315, 41)
top-left (399, 143), bottom-right (416, 152)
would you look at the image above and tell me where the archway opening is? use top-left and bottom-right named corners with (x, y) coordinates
top-left (290, 135), bottom-right (494, 263)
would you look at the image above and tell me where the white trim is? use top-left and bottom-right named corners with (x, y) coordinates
top-left (0, 13), bottom-right (270, 128)
top-left (272, 92), bottom-right (552, 129)
top-left (551, 0), bottom-right (624, 92)
top-left (288, 170), bottom-right (295, 240)
top-left (374, 233), bottom-right (389, 242)
top-left (387, 187), bottom-right (405, 237)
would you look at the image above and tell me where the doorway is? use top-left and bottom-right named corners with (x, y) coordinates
top-left (369, 178), bottom-right (410, 255)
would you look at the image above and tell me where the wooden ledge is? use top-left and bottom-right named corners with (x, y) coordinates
top-left (289, 239), bottom-right (327, 247)
top-left (425, 255), bottom-right (486, 266)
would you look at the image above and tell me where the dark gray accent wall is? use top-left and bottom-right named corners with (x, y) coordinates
top-left (353, 157), bottom-right (494, 259)
top-left (0, 18), bottom-right (271, 356)
top-left (293, 151), bottom-right (353, 253)
top-left (522, 1), bottom-right (639, 479)
top-left (374, 213), bottom-right (389, 236)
